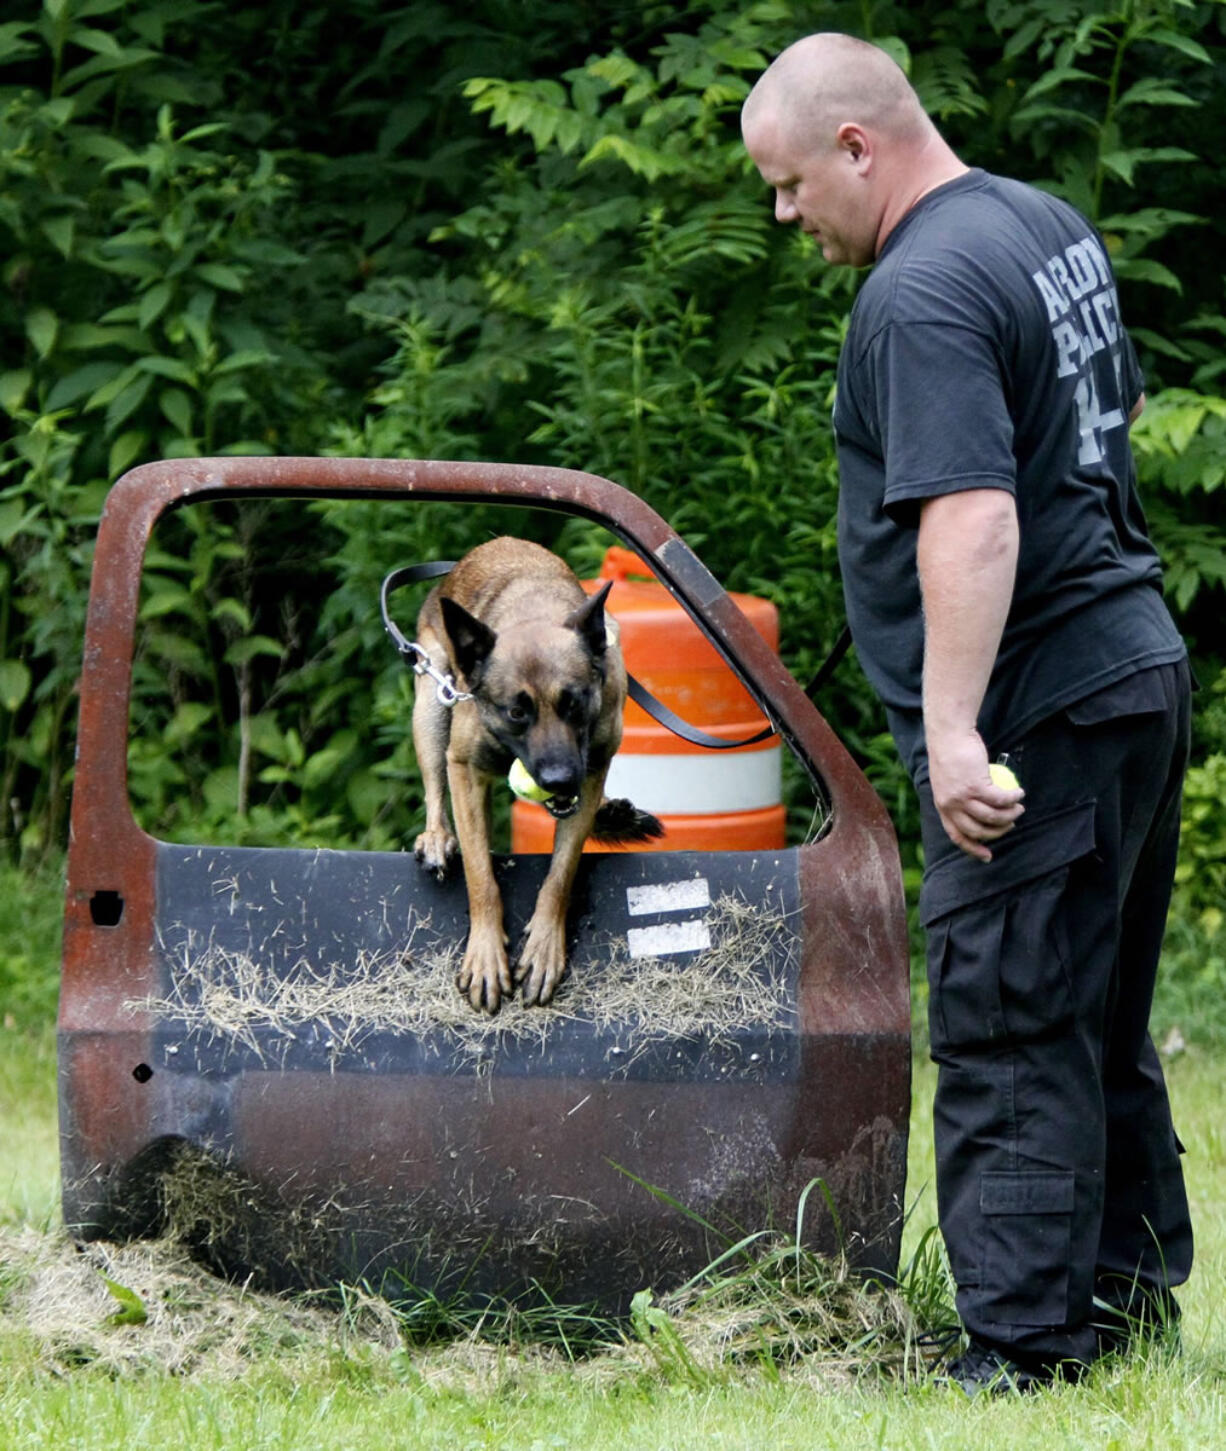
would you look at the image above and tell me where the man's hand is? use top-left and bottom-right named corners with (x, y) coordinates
top-left (927, 727), bottom-right (1025, 862)
top-left (917, 488), bottom-right (1022, 860)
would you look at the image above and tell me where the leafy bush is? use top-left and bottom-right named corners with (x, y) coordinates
top-left (1, 0), bottom-right (1225, 863)
top-left (1, 1), bottom-right (328, 858)
top-left (1174, 751), bottom-right (1226, 933)
top-left (1165, 667), bottom-right (1226, 1012)
top-left (346, 0), bottom-right (1226, 850)
top-left (0, 858), bottom-right (62, 1026)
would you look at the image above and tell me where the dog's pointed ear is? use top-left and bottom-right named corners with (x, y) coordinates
top-left (440, 596), bottom-right (497, 685)
top-left (566, 580), bottom-right (613, 659)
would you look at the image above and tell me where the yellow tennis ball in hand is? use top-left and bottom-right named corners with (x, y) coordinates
top-left (989, 761), bottom-right (1021, 791)
top-left (508, 757), bottom-right (553, 803)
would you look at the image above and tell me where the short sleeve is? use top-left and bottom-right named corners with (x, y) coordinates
top-left (871, 320), bottom-right (1018, 517)
top-left (1120, 328), bottom-right (1145, 413)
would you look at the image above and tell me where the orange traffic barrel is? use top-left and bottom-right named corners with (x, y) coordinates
top-left (512, 546), bottom-right (784, 853)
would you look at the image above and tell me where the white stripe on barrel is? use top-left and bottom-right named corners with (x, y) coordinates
top-left (604, 745), bottom-right (782, 815)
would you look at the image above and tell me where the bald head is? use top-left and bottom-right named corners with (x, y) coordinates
top-left (742, 33), bottom-right (932, 154)
top-left (741, 33), bottom-right (966, 266)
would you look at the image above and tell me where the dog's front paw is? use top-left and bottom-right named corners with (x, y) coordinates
top-left (456, 926), bottom-right (512, 1015)
top-left (515, 916), bottom-right (568, 1007)
top-left (414, 827), bottom-right (458, 880)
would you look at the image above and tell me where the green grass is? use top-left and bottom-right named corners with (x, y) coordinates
top-left (0, 859), bottom-right (62, 1030)
top-left (0, 1029), bottom-right (58, 1231)
top-left (1, 861), bottom-right (62, 1229)
top-left (4, 1027), bottom-right (1223, 1448)
top-left (2, 862), bottom-right (1226, 1448)
top-left (3, 1034), bottom-right (1225, 1448)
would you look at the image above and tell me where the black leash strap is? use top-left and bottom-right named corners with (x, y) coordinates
top-left (379, 563), bottom-right (852, 749)
top-left (626, 625), bottom-right (851, 750)
top-left (380, 560), bottom-right (474, 705)
top-left (380, 560), bottom-right (458, 659)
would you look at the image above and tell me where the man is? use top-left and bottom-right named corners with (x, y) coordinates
top-left (742, 34), bottom-right (1193, 1393)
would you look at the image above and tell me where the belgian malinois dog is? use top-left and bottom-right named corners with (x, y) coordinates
top-left (412, 537), bottom-right (662, 1014)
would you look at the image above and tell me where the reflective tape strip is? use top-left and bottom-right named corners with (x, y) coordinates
top-left (604, 745), bottom-right (782, 814)
top-left (627, 919), bottom-right (711, 958)
top-left (626, 878), bottom-right (711, 916)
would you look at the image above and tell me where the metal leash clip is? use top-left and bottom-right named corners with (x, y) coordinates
top-left (415, 653), bottom-right (472, 707)
top-left (379, 562), bottom-right (473, 707)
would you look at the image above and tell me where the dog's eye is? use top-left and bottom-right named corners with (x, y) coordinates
top-left (504, 694), bottom-right (534, 727)
top-left (556, 688), bottom-right (584, 724)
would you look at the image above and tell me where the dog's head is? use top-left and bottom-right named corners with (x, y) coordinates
top-left (439, 583), bottom-right (615, 815)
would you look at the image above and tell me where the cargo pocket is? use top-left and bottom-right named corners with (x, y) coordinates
top-left (921, 802), bottom-right (1096, 1056)
top-left (980, 1169), bottom-right (1075, 1325)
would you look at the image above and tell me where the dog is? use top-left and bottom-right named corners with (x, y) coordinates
top-left (412, 537), bottom-right (663, 1014)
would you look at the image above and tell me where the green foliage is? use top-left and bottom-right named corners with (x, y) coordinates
top-left (1174, 750), bottom-right (1226, 939)
top-left (100, 1275), bottom-right (149, 1328)
top-left (1166, 664), bottom-right (1226, 1007)
top-left (1130, 389), bottom-right (1226, 645)
top-left (0, 0), bottom-right (323, 860)
top-left (630, 1288), bottom-right (713, 1386)
top-left (0, 858), bottom-right (61, 1026)
top-left (0, 0), bottom-right (1224, 866)
top-left (966, 2), bottom-right (1226, 643)
top-left (983, 0), bottom-right (1209, 263)
top-left (348, 7), bottom-right (886, 822)
top-left (621, 1181), bottom-right (949, 1386)
top-left (344, 0), bottom-right (1226, 851)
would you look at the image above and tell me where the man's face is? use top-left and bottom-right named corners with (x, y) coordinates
top-left (743, 110), bottom-right (877, 268)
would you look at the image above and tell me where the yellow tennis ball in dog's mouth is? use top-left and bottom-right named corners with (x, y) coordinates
top-left (508, 758), bottom-right (553, 803)
top-left (989, 761), bottom-right (1021, 791)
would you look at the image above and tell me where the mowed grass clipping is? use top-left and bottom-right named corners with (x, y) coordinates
top-left (134, 893), bottom-right (799, 1066)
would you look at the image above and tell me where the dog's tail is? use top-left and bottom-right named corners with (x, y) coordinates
top-left (591, 797), bottom-right (665, 845)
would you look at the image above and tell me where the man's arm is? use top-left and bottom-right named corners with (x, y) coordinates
top-left (917, 487), bottom-right (1025, 861)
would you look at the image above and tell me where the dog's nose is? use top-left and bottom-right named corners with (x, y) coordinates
top-left (534, 758), bottom-right (582, 797)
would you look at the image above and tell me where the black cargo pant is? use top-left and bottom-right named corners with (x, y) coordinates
top-left (917, 660), bottom-right (1193, 1365)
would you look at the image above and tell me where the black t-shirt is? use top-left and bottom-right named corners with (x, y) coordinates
top-left (833, 168), bottom-right (1184, 777)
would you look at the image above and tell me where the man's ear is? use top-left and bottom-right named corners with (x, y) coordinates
top-left (565, 580), bottom-right (613, 660)
top-left (836, 121), bottom-right (871, 168)
top-left (440, 596), bottom-right (497, 686)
